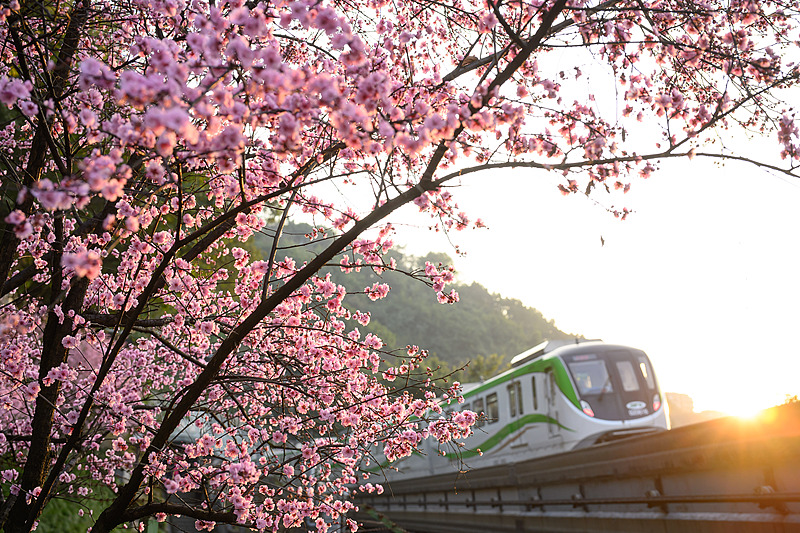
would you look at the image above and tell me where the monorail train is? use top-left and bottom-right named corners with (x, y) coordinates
top-left (381, 340), bottom-right (669, 479)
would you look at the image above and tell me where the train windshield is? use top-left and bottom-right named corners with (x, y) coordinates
top-left (570, 360), bottom-right (613, 396)
top-left (565, 349), bottom-right (660, 421)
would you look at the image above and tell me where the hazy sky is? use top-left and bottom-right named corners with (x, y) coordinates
top-left (391, 155), bottom-right (800, 415)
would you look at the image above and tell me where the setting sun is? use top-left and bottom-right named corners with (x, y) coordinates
top-left (727, 402), bottom-right (768, 420)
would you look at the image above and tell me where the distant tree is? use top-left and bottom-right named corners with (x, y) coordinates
top-left (420, 354), bottom-right (458, 387)
top-left (454, 353), bottom-right (510, 384)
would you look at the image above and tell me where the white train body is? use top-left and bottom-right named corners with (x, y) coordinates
top-left (383, 341), bottom-right (669, 479)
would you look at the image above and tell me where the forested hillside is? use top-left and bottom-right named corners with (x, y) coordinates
top-left (257, 223), bottom-right (578, 376)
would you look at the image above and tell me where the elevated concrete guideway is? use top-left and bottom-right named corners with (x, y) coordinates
top-left (355, 403), bottom-right (800, 533)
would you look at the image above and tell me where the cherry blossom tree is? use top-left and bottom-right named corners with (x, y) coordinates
top-left (0, 0), bottom-right (798, 530)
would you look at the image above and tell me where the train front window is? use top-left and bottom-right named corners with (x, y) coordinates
top-left (568, 360), bottom-right (613, 396)
top-left (616, 361), bottom-right (640, 391)
top-left (638, 356), bottom-right (656, 389)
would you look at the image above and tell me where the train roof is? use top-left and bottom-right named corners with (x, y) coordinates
top-left (458, 340), bottom-right (647, 402)
top-left (509, 339), bottom-right (604, 368)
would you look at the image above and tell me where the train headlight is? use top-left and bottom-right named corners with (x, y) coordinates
top-left (652, 394), bottom-right (661, 412)
top-left (580, 400), bottom-right (595, 417)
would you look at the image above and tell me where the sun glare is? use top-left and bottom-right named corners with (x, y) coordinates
top-left (713, 393), bottom-right (786, 420)
top-left (731, 405), bottom-right (765, 420)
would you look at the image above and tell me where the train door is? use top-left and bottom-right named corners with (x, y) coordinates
top-left (546, 370), bottom-right (559, 438)
top-left (507, 380), bottom-right (524, 436)
top-left (608, 351), bottom-right (656, 418)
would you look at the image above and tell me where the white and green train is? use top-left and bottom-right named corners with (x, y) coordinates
top-left (388, 340), bottom-right (669, 479)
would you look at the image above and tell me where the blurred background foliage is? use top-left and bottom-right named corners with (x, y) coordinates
top-left (260, 222), bottom-right (578, 385)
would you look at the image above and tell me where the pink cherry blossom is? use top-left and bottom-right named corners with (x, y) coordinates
top-left (0, 0), bottom-right (797, 531)
top-left (0, 77), bottom-right (32, 106)
top-left (61, 250), bottom-right (102, 280)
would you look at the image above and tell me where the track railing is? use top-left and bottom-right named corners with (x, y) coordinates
top-left (355, 404), bottom-right (800, 533)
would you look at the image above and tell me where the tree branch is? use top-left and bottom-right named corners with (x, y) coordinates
top-left (84, 314), bottom-right (174, 328)
top-left (122, 502), bottom-right (236, 523)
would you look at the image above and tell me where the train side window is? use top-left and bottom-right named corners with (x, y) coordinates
top-left (532, 376), bottom-right (538, 411)
top-left (486, 393), bottom-right (499, 423)
top-left (473, 397), bottom-right (485, 427)
top-left (507, 382), bottom-right (523, 417)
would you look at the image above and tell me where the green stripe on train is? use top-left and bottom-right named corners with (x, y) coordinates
top-left (365, 414), bottom-right (573, 472)
top-left (443, 414), bottom-right (574, 460)
top-left (459, 358), bottom-right (580, 410)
